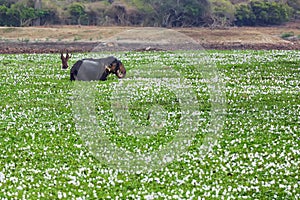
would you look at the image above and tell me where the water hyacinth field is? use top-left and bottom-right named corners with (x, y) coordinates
top-left (0, 50), bottom-right (299, 199)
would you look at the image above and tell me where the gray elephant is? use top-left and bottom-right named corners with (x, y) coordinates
top-left (60, 51), bottom-right (126, 81)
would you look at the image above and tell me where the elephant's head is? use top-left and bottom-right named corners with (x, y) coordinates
top-left (107, 58), bottom-right (126, 79)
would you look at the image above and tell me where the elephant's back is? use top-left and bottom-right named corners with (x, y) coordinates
top-left (76, 59), bottom-right (106, 81)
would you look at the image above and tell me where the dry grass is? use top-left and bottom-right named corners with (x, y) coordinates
top-left (0, 23), bottom-right (299, 47)
top-left (178, 25), bottom-right (300, 45)
top-left (0, 26), bottom-right (130, 42)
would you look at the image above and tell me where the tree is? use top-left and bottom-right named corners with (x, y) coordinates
top-left (287, 0), bottom-right (300, 19)
top-left (148, 0), bottom-right (210, 27)
top-left (0, 5), bottom-right (9, 25)
top-left (235, 4), bottom-right (256, 26)
top-left (33, 0), bottom-right (42, 26)
top-left (0, 0), bottom-right (297, 27)
top-left (210, 0), bottom-right (235, 27)
top-left (68, 3), bottom-right (88, 25)
top-left (235, 0), bottom-right (293, 26)
top-left (0, 0), bottom-right (55, 26)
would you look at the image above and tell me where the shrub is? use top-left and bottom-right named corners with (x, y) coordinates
top-left (68, 3), bottom-right (88, 25)
top-left (235, 4), bottom-right (256, 26)
top-left (210, 0), bottom-right (236, 27)
top-left (281, 32), bottom-right (294, 39)
top-left (235, 0), bottom-right (293, 26)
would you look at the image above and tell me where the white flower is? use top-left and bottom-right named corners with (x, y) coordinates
top-left (0, 172), bottom-right (4, 182)
top-left (58, 192), bottom-right (63, 199)
top-left (144, 194), bottom-right (155, 200)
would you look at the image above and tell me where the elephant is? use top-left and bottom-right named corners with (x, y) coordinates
top-left (60, 51), bottom-right (126, 81)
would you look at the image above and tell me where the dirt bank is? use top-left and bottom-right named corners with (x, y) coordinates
top-left (0, 25), bottom-right (299, 54)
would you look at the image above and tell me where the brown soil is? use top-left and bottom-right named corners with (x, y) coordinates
top-left (0, 24), bottom-right (299, 54)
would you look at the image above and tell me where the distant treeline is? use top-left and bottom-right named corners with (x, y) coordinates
top-left (0, 0), bottom-right (299, 27)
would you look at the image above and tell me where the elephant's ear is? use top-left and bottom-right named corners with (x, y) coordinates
top-left (106, 56), bottom-right (118, 66)
top-left (116, 61), bottom-right (126, 78)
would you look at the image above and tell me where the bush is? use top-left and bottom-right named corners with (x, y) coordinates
top-left (0, 1), bottom-right (56, 26)
top-left (235, 0), bottom-right (293, 26)
top-left (281, 32), bottom-right (294, 39)
top-left (68, 3), bottom-right (88, 25)
top-left (210, 0), bottom-right (236, 27)
top-left (235, 4), bottom-right (256, 26)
